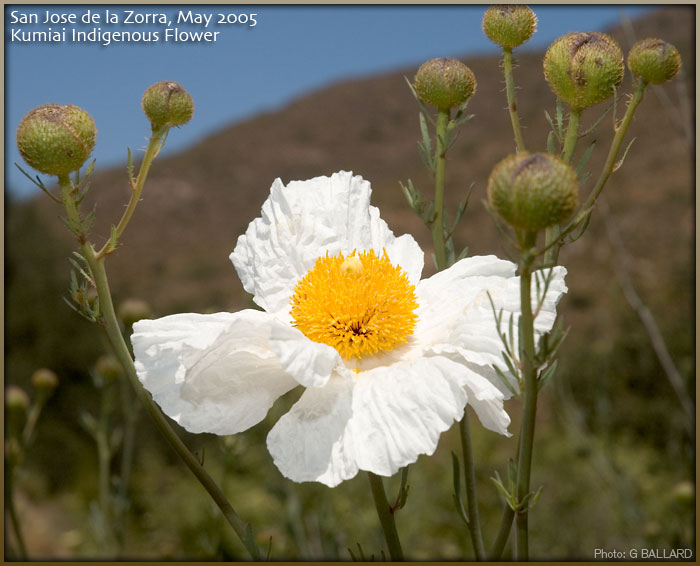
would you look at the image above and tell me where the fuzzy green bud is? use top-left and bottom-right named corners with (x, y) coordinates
top-left (5, 386), bottom-right (30, 439)
top-left (16, 104), bottom-right (97, 176)
top-left (142, 81), bottom-right (194, 128)
top-left (413, 58), bottom-right (476, 111)
top-left (117, 298), bottom-right (152, 327)
top-left (543, 32), bottom-right (624, 110)
top-left (31, 368), bottom-right (59, 393)
top-left (5, 386), bottom-right (30, 414)
top-left (482, 5), bottom-right (537, 49)
top-left (95, 355), bottom-right (123, 381)
top-left (487, 152), bottom-right (579, 232)
top-left (628, 38), bottom-right (681, 85)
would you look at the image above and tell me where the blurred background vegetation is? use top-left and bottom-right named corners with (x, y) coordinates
top-left (5, 6), bottom-right (695, 561)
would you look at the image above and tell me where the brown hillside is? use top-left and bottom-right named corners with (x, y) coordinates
top-left (7, 5), bottom-right (694, 374)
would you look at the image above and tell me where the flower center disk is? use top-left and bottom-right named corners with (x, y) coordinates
top-left (290, 250), bottom-right (418, 360)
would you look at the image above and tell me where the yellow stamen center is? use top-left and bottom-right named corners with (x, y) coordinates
top-left (290, 250), bottom-right (418, 360)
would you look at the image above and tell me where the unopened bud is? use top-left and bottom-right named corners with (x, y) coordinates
top-left (628, 38), bottom-right (681, 85)
top-left (95, 355), bottom-right (123, 381)
top-left (117, 298), bottom-right (152, 327)
top-left (6, 386), bottom-right (30, 436)
top-left (5, 386), bottom-right (29, 414)
top-left (487, 152), bottom-right (579, 232)
top-left (142, 81), bottom-right (194, 129)
top-left (543, 32), bottom-right (624, 110)
top-left (17, 104), bottom-right (97, 176)
top-left (671, 480), bottom-right (694, 506)
top-left (31, 368), bottom-right (59, 393)
top-left (482, 5), bottom-right (537, 49)
top-left (414, 58), bottom-right (476, 111)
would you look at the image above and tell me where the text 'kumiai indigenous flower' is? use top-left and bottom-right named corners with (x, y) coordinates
top-left (131, 172), bottom-right (567, 487)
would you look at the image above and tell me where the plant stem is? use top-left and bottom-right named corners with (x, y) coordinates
top-left (78, 238), bottom-right (261, 560)
top-left (432, 108), bottom-right (450, 271)
top-left (95, 125), bottom-right (168, 259)
top-left (489, 504), bottom-right (514, 560)
top-left (459, 411), bottom-right (486, 560)
top-left (367, 472), bottom-right (404, 561)
top-left (503, 48), bottom-right (526, 153)
top-left (545, 108), bottom-right (581, 265)
top-left (580, 79), bottom-right (647, 214)
top-left (115, 376), bottom-right (139, 550)
top-left (561, 108), bottom-right (581, 164)
top-left (514, 232), bottom-right (538, 560)
top-left (5, 464), bottom-right (28, 560)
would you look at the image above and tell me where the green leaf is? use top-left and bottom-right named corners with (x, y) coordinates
top-left (579, 103), bottom-right (613, 138)
top-left (404, 76), bottom-right (435, 126)
top-left (494, 364), bottom-right (518, 397)
top-left (555, 97), bottom-right (564, 138)
top-left (546, 130), bottom-right (557, 155)
top-left (537, 359), bottom-right (558, 391)
top-left (576, 140), bottom-right (596, 176)
top-left (15, 163), bottom-right (61, 203)
top-left (613, 137), bottom-right (637, 172)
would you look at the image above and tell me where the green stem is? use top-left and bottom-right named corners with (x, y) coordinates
top-left (115, 375), bottom-right (139, 550)
top-left (80, 242), bottom-right (261, 561)
top-left (368, 472), bottom-right (404, 560)
top-left (503, 48), bottom-right (526, 153)
top-left (96, 384), bottom-right (114, 545)
top-left (5, 465), bottom-right (28, 560)
top-left (515, 232), bottom-right (538, 561)
top-left (580, 79), bottom-right (647, 214)
top-left (21, 396), bottom-right (47, 446)
top-left (459, 411), bottom-right (486, 560)
top-left (95, 125), bottom-right (168, 259)
top-left (489, 504), bottom-right (515, 560)
top-left (432, 109), bottom-right (450, 271)
top-left (561, 108), bottom-right (581, 164)
top-left (545, 108), bottom-right (581, 265)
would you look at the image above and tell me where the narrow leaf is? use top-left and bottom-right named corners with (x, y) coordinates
top-left (576, 140), bottom-right (596, 176)
top-left (613, 137), bottom-right (637, 172)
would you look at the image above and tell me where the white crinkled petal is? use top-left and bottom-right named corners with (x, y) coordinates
top-left (416, 257), bottom-right (567, 395)
top-left (415, 255), bottom-right (518, 350)
top-left (230, 171), bottom-right (423, 317)
top-left (267, 356), bottom-right (509, 486)
top-left (131, 310), bottom-right (298, 435)
top-left (267, 373), bottom-right (358, 487)
top-left (268, 323), bottom-right (344, 388)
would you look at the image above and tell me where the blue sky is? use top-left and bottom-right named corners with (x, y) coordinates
top-left (5, 4), bottom-right (649, 199)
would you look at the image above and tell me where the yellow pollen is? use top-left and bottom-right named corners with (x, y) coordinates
top-left (290, 250), bottom-right (418, 360)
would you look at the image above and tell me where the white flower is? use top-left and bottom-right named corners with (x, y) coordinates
top-left (131, 171), bottom-right (567, 487)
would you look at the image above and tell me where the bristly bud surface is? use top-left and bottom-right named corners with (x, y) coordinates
top-left (482, 5), bottom-right (537, 49)
top-left (488, 152), bottom-right (579, 232)
top-left (17, 104), bottom-right (97, 176)
top-left (413, 58), bottom-right (476, 111)
top-left (142, 81), bottom-right (194, 128)
top-left (628, 38), bottom-right (681, 84)
top-left (543, 32), bottom-right (624, 110)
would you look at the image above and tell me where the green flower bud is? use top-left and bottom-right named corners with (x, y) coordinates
top-left (487, 152), bottom-right (579, 232)
top-left (117, 298), bottom-right (152, 327)
top-left (482, 5), bottom-right (537, 49)
top-left (543, 32), bottom-right (624, 110)
top-left (671, 481), bottom-right (694, 506)
top-left (6, 386), bottom-right (30, 437)
top-left (5, 386), bottom-right (30, 414)
top-left (413, 58), bottom-right (477, 111)
top-left (628, 38), bottom-right (681, 84)
top-left (142, 81), bottom-right (194, 128)
top-left (95, 355), bottom-right (123, 381)
top-left (16, 104), bottom-right (97, 176)
top-left (31, 368), bottom-right (59, 393)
